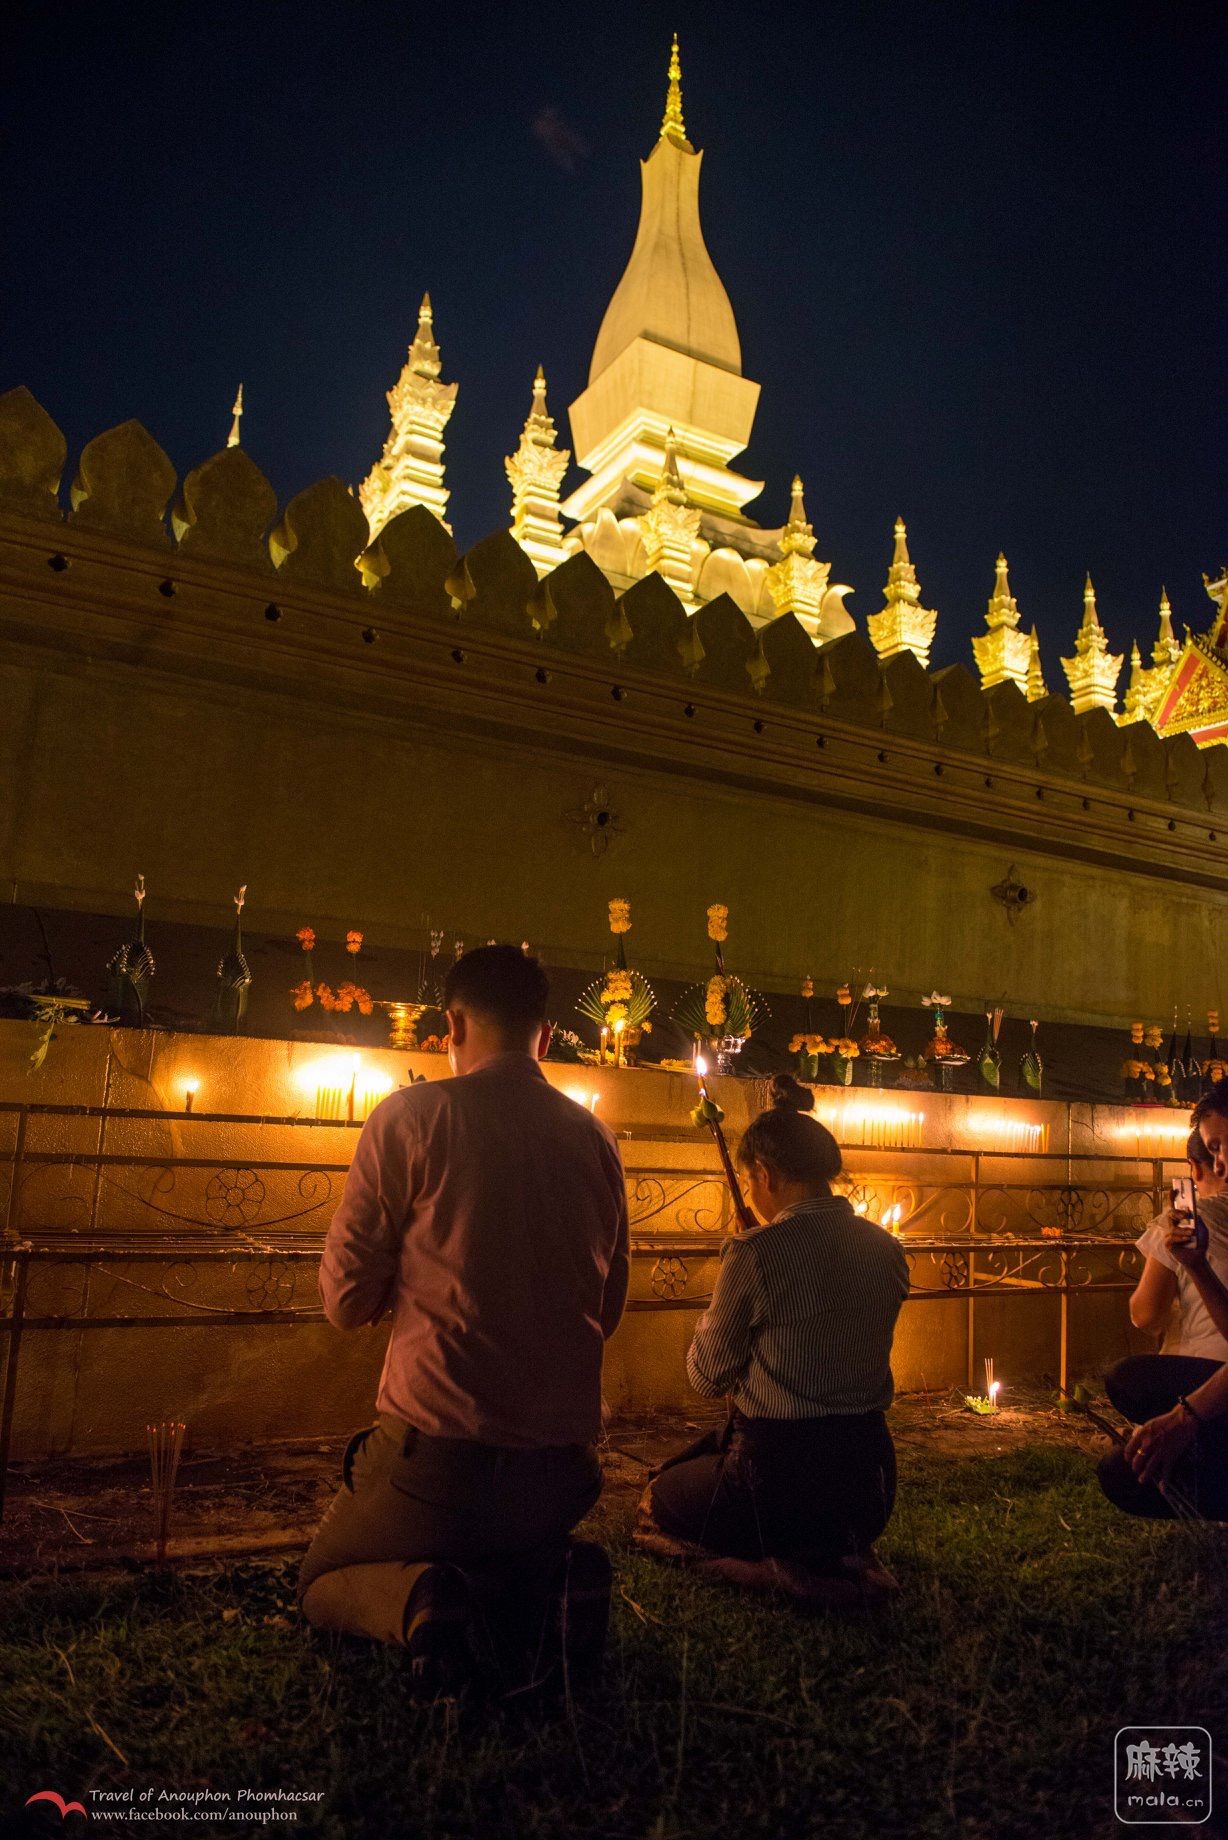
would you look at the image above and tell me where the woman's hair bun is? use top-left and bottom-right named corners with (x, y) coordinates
top-left (766, 1072), bottom-right (815, 1114)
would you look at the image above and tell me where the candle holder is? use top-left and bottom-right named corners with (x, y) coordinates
top-left (378, 1000), bottom-right (429, 1052)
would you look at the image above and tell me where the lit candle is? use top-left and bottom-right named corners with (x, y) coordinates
top-left (613, 1017), bottom-right (627, 1067)
top-left (183, 1079), bottom-right (199, 1115)
top-left (985, 1357), bottom-right (1000, 1411)
top-left (600, 1025), bottom-right (609, 1065)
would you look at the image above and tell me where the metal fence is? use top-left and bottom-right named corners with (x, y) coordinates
top-left (0, 1100), bottom-right (1168, 1516)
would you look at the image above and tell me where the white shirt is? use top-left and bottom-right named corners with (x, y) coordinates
top-left (1135, 1192), bottom-right (1228, 1362)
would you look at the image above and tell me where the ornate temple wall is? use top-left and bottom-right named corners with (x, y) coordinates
top-left (0, 1023), bottom-right (1168, 1464)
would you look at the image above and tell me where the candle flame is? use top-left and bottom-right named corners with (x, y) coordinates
top-left (695, 1055), bottom-right (708, 1078)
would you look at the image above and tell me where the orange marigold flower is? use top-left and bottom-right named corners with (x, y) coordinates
top-left (346, 931), bottom-right (363, 955)
top-left (296, 927), bottom-right (316, 953)
top-left (290, 978), bottom-right (314, 1011)
top-left (316, 982), bottom-right (338, 1012)
top-left (1129, 1021), bottom-right (1144, 1045)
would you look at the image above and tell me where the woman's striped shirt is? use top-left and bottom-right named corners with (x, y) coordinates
top-left (685, 1195), bottom-right (911, 1418)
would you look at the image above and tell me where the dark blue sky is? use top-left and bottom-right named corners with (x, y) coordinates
top-left (5, 0), bottom-right (1224, 673)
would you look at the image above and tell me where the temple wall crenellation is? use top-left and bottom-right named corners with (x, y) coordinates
top-left (1, 385), bottom-right (1226, 1036)
top-left (1, 385), bottom-right (1223, 821)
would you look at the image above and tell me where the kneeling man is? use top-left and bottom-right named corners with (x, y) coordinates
top-left (299, 946), bottom-right (630, 1697)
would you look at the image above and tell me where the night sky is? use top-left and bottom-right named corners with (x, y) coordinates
top-left (5, 0), bottom-right (1224, 674)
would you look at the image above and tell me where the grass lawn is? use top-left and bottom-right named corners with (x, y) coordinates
top-left (0, 1439), bottom-right (1223, 1840)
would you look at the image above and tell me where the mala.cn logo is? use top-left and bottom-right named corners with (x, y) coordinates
top-left (22, 1792), bottom-right (87, 1826)
top-left (1115, 1727), bottom-right (1212, 1825)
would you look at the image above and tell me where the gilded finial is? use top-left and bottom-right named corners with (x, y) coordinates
top-left (1026, 625), bottom-right (1047, 702)
top-left (658, 426), bottom-right (687, 500)
top-left (227, 383), bottom-right (243, 449)
top-left (893, 516), bottom-right (910, 565)
top-left (1083, 573), bottom-right (1099, 627)
top-left (660, 33), bottom-right (691, 149)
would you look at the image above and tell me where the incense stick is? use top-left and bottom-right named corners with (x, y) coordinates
top-left (147, 1419), bottom-right (186, 1561)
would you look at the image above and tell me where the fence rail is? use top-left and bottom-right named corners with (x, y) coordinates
top-left (0, 1100), bottom-right (1173, 1517)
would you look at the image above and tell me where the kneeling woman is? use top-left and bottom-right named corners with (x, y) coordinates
top-left (638, 1075), bottom-right (910, 1575)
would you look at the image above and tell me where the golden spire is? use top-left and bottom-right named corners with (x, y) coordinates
top-left (765, 473), bottom-right (835, 638)
top-left (972, 552), bottom-right (1030, 689)
top-left (867, 516), bottom-right (939, 669)
top-left (779, 475), bottom-right (818, 559)
top-left (505, 363), bottom-right (570, 577)
top-left (227, 383), bottom-right (244, 448)
top-left (1082, 572), bottom-right (1100, 630)
top-left (660, 33), bottom-right (690, 149)
top-left (1062, 574), bottom-right (1123, 713)
top-left (640, 424), bottom-right (701, 602)
top-left (658, 425), bottom-right (687, 502)
top-left (359, 289), bottom-right (458, 537)
top-left (1026, 626), bottom-right (1047, 702)
top-left (1152, 586), bottom-right (1180, 668)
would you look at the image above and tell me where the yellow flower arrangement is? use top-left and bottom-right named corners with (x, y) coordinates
top-left (705, 974), bottom-right (729, 1028)
top-left (608, 899), bottom-right (631, 935)
top-left (1211, 1011), bottom-right (1222, 1034)
top-left (789, 1033), bottom-right (831, 1054)
top-left (600, 968), bottom-right (634, 1005)
top-left (832, 1038), bottom-right (860, 1059)
top-left (836, 984), bottom-right (851, 1007)
top-left (290, 978), bottom-right (314, 1012)
top-left (605, 1003), bottom-right (629, 1025)
top-left (1130, 1021), bottom-right (1144, 1045)
top-left (801, 975), bottom-right (814, 999)
top-left (1143, 1024), bottom-right (1164, 1050)
top-left (707, 904), bottom-right (729, 944)
top-left (346, 930), bottom-right (363, 956)
top-left (1203, 1057), bottom-right (1228, 1082)
top-left (296, 927), bottom-right (316, 953)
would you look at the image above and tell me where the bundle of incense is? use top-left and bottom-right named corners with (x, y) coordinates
top-left (147, 1419), bottom-right (186, 1562)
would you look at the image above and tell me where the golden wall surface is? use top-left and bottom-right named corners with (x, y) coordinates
top-left (0, 393), bottom-right (1225, 1033)
top-left (0, 1023), bottom-right (1168, 1461)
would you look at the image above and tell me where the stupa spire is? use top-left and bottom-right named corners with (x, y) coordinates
top-left (660, 34), bottom-right (691, 150)
top-left (639, 425), bottom-right (701, 604)
top-left (227, 384), bottom-right (243, 448)
top-left (1152, 586), bottom-right (1180, 668)
top-left (1120, 641), bottom-right (1151, 725)
top-left (972, 552), bottom-right (1031, 690)
top-left (1061, 573), bottom-right (1123, 713)
top-left (505, 364), bottom-right (570, 578)
top-left (360, 292), bottom-right (458, 537)
top-left (563, 38), bottom-right (762, 540)
top-left (867, 516), bottom-right (939, 669)
top-left (764, 473), bottom-right (837, 638)
top-left (1026, 625), bottom-right (1048, 702)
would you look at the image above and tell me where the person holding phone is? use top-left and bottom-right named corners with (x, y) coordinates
top-left (1098, 1095), bottom-right (1228, 1520)
top-left (1125, 1129), bottom-right (1228, 1360)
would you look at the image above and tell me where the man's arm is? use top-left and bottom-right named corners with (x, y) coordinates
top-left (1126, 1356), bottom-right (1228, 1486)
top-left (686, 1240), bottom-right (763, 1398)
top-left (599, 1144), bottom-right (630, 1341)
top-left (319, 1098), bottom-right (413, 1329)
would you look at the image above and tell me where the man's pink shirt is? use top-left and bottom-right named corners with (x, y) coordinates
top-left (318, 1051), bottom-right (631, 1447)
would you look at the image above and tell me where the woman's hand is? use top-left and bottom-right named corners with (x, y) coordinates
top-left (1164, 1205), bottom-right (1208, 1272)
top-left (1125, 1406), bottom-right (1198, 1486)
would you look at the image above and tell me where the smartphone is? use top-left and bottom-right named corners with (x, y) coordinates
top-left (1172, 1177), bottom-right (1210, 1254)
